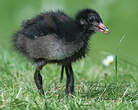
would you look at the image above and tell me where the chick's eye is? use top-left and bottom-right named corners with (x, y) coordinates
top-left (88, 16), bottom-right (94, 22)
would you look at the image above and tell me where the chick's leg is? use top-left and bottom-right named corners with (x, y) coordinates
top-left (34, 61), bottom-right (46, 95)
top-left (60, 65), bottom-right (64, 82)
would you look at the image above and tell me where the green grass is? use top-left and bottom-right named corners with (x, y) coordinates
top-left (0, 46), bottom-right (138, 110)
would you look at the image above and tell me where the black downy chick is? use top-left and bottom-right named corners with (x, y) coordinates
top-left (13, 9), bottom-right (109, 95)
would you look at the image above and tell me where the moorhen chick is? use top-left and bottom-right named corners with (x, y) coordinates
top-left (13, 8), bottom-right (109, 95)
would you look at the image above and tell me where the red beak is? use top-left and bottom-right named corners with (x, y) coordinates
top-left (98, 23), bottom-right (109, 34)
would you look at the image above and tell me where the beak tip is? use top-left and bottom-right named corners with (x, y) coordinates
top-left (104, 28), bottom-right (109, 34)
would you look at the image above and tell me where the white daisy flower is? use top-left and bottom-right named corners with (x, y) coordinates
top-left (103, 55), bottom-right (115, 66)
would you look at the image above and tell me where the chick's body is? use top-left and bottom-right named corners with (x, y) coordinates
top-left (14, 11), bottom-right (89, 64)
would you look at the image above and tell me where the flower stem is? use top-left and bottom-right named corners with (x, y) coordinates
top-left (115, 34), bottom-right (126, 84)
